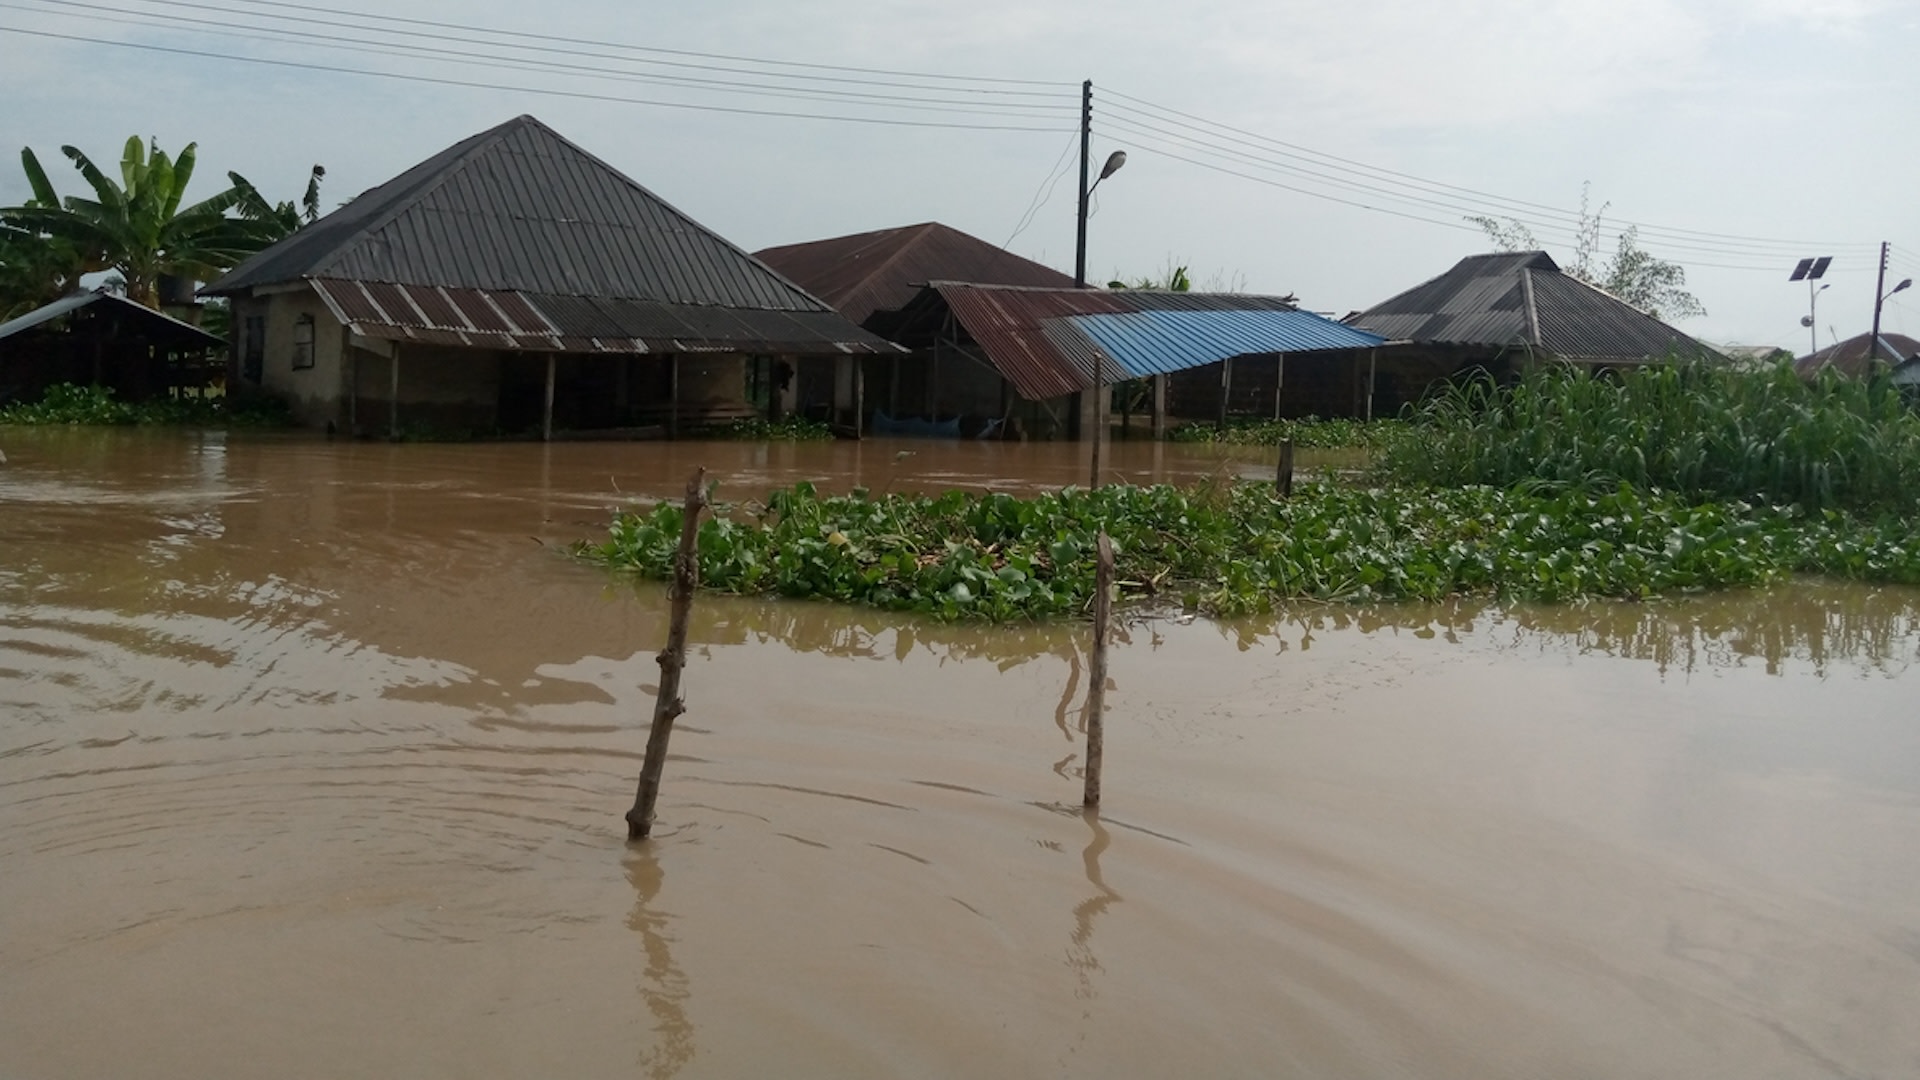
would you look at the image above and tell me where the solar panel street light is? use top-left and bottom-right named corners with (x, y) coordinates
top-left (1792, 256), bottom-right (1835, 356)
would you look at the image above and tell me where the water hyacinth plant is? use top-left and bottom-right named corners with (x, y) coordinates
top-left (579, 480), bottom-right (1920, 621)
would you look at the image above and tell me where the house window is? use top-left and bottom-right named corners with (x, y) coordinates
top-left (292, 314), bottom-right (315, 370)
top-left (242, 315), bottom-right (265, 383)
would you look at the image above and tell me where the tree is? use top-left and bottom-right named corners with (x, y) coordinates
top-left (2, 137), bottom-right (271, 309)
top-left (1466, 183), bottom-right (1706, 321)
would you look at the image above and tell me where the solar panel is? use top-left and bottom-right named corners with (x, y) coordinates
top-left (1790, 258), bottom-right (1814, 282)
top-left (1810, 257), bottom-right (1832, 280)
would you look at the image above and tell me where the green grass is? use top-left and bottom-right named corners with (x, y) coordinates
top-left (578, 479), bottom-right (1920, 621)
top-left (1169, 416), bottom-right (1409, 450)
top-left (1380, 361), bottom-right (1920, 512)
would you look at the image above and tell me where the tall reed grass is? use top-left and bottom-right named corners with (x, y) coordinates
top-left (1381, 362), bottom-right (1920, 511)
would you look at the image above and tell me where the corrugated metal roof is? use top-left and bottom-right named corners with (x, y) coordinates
top-left (1350, 250), bottom-right (1710, 361)
top-left (754, 222), bottom-right (1075, 327)
top-left (1526, 271), bottom-right (1713, 362)
top-left (0, 290), bottom-right (224, 346)
top-left (311, 279), bottom-right (896, 355)
top-left (1068, 309), bottom-right (1384, 378)
top-left (206, 115), bottom-right (845, 317)
top-left (1794, 331), bottom-right (1920, 378)
top-left (934, 284), bottom-right (1129, 399)
top-left (930, 283), bottom-right (1376, 399)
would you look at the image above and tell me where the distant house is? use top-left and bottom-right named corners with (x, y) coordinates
top-left (755, 222), bottom-right (1075, 430)
top-left (204, 115), bottom-right (893, 438)
top-left (1347, 251), bottom-right (1713, 411)
top-left (1794, 332), bottom-right (1920, 380)
top-left (756, 222), bottom-right (1385, 437)
top-left (0, 289), bottom-right (223, 405)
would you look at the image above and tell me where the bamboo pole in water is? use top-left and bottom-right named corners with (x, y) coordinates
top-left (1083, 531), bottom-right (1114, 808)
top-left (627, 467), bottom-right (707, 841)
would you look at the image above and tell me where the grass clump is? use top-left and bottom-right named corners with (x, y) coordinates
top-left (579, 479), bottom-right (1920, 621)
top-left (0, 382), bottom-right (289, 428)
top-left (1170, 416), bottom-right (1408, 450)
top-left (1382, 362), bottom-right (1920, 512)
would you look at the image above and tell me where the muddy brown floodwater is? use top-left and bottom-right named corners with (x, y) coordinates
top-left (4, 428), bottom-right (1920, 1079)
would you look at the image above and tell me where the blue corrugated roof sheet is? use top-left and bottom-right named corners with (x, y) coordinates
top-left (1066, 309), bottom-right (1384, 379)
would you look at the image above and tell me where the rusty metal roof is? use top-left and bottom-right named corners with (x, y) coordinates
top-left (205, 115), bottom-right (889, 354)
top-left (932, 283), bottom-right (1129, 399)
top-left (753, 222), bottom-right (1075, 327)
top-left (1794, 331), bottom-right (1920, 378)
top-left (928, 283), bottom-right (1370, 399)
top-left (311, 278), bottom-right (895, 355)
top-left (1351, 251), bottom-right (1709, 361)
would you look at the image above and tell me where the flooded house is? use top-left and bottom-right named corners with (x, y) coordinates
top-left (0, 289), bottom-right (223, 405)
top-left (203, 115), bottom-right (894, 438)
top-left (1334, 250), bottom-right (1715, 415)
top-left (755, 222), bottom-right (1077, 436)
top-left (758, 221), bottom-right (1385, 439)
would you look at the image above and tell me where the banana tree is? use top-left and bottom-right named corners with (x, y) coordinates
top-left (5, 137), bottom-right (261, 308)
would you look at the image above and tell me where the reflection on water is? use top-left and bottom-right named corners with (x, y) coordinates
top-left (625, 848), bottom-right (694, 1080)
top-left (6, 428), bottom-right (1920, 1078)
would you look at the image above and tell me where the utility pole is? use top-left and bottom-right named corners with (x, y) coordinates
top-left (1871, 241), bottom-right (1890, 364)
top-left (1075, 79), bottom-right (1102, 488)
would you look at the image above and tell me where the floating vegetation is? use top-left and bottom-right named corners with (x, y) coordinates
top-left (1169, 416), bottom-right (1408, 450)
top-left (580, 480), bottom-right (1920, 621)
top-left (0, 383), bottom-right (289, 428)
top-left (716, 416), bottom-right (834, 441)
top-left (1382, 362), bottom-right (1920, 512)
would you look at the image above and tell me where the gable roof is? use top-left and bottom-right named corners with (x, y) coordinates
top-left (753, 222), bottom-right (1074, 327)
top-left (1351, 251), bottom-right (1709, 362)
top-left (0, 289), bottom-right (223, 348)
top-left (1794, 331), bottom-right (1920, 378)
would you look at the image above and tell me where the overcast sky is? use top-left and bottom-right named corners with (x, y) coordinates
top-left (4, 0), bottom-right (1916, 352)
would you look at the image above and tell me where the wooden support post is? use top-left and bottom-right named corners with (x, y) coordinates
top-left (1083, 531), bottom-right (1113, 809)
top-left (855, 359), bottom-right (865, 439)
top-left (1216, 357), bottom-right (1233, 432)
top-left (542, 354), bottom-right (557, 442)
top-left (1121, 380), bottom-right (1133, 440)
top-left (348, 348), bottom-right (358, 435)
top-left (627, 467), bottom-right (708, 841)
top-left (1151, 374), bottom-right (1167, 440)
top-left (388, 350), bottom-right (400, 441)
top-left (1366, 348), bottom-right (1377, 422)
top-left (1273, 353), bottom-right (1285, 420)
top-left (668, 356), bottom-right (681, 440)
top-left (1276, 438), bottom-right (1294, 498)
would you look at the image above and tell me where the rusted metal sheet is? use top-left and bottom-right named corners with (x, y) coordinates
top-left (933, 283), bottom-right (1128, 399)
top-left (312, 279), bottom-right (894, 356)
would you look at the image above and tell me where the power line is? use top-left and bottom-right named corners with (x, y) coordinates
top-left (6, 0), bottom-right (1075, 119)
top-left (1101, 87), bottom-right (1881, 256)
top-left (209, 0), bottom-right (1071, 89)
top-left (0, 24), bottom-right (1075, 133)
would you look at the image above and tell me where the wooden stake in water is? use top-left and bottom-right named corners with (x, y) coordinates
top-left (627, 467), bottom-right (707, 841)
top-left (1083, 531), bottom-right (1114, 808)
top-left (1276, 437), bottom-right (1294, 498)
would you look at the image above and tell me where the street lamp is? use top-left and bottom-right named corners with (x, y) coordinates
top-left (1870, 239), bottom-right (1911, 364)
top-left (1790, 256), bottom-right (1832, 358)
